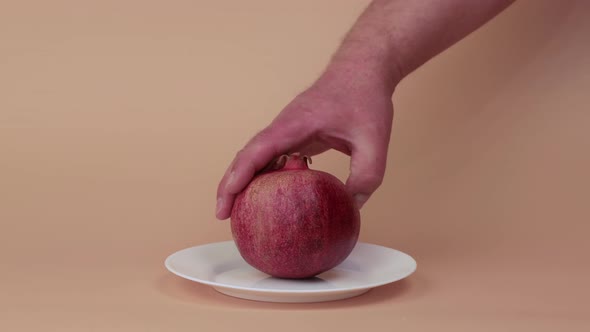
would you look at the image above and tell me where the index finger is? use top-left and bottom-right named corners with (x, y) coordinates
top-left (215, 123), bottom-right (311, 220)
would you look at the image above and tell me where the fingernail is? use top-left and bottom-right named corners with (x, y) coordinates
top-left (354, 194), bottom-right (369, 208)
top-left (216, 197), bottom-right (223, 218)
top-left (225, 171), bottom-right (236, 190)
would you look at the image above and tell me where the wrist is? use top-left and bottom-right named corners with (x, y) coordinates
top-left (316, 57), bottom-right (399, 99)
top-left (316, 60), bottom-right (399, 98)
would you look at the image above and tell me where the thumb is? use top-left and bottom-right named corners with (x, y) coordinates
top-left (345, 136), bottom-right (388, 209)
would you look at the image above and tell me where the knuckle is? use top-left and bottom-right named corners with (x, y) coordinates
top-left (234, 148), bottom-right (246, 160)
top-left (351, 162), bottom-right (385, 191)
top-left (249, 129), bottom-right (277, 150)
top-left (361, 172), bottom-right (384, 190)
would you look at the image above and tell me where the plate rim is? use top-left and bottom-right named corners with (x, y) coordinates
top-left (164, 240), bottom-right (417, 294)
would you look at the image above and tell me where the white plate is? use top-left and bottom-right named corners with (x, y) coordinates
top-left (165, 241), bottom-right (417, 303)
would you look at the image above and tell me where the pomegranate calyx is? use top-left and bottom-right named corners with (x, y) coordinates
top-left (260, 153), bottom-right (311, 173)
top-left (281, 153), bottom-right (311, 171)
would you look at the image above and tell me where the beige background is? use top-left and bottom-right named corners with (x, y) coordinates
top-left (1, 0), bottom-right (589, 331)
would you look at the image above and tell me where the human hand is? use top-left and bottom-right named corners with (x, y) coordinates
top-left (215, 0), bottom-right (515, 220)
top-left (215, 63), bottom-right (396, 220)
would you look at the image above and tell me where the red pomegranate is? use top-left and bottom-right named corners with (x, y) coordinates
top-left (230, 153), bottom-right (360, 279)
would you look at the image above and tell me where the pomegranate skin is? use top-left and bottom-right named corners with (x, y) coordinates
top-left (230, 155), bottom-right (360, 279)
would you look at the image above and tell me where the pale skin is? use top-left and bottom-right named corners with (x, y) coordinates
top-left (216, 0), bottom-right (516, 220)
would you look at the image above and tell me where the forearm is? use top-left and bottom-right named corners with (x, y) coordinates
top-left (323, 0), bottom-right (515, 94)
